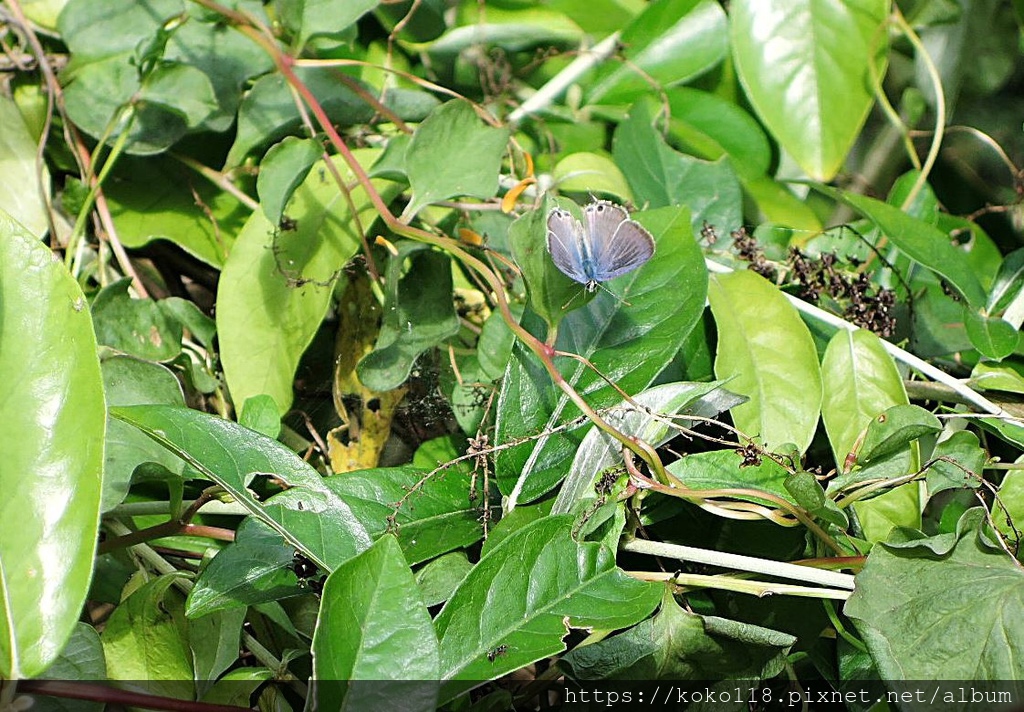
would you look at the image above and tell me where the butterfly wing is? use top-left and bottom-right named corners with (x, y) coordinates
top-left (547, 207), bottom-right (591, 284)
top-left (585, 201), bottom-right (655, 282)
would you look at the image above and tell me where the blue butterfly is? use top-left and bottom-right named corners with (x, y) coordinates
top-left (546, 200), bottom-right (655, 293)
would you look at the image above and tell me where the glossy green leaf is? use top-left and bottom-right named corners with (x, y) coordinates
top-left (403, 100), bottom-right (510, 217)
top-left (859, 405), bottom-right (941, 463)
top-left (821, 329), bottom-right (909, 471)
top-left (730, 0), bottom-right (889, 180)
top-left (104, 155), bottom-right (248, 268)
top-left (0, 96), bottom-right (50, 237)
top-left (707, 270), bottom-right (822, 452)
top-left (357, 243), bottom-right (461, 392)
top-left (428, 6), bottom-right (582, 55)
top-left (995, 470), bottom-right (1024, 540)
top-left (415, 552), bottom-right (473, 608)
top-left (551, 152), bottom-right (632, 200)
top-left (0, 213), bottom-right (104, 678)
top-left (665, 87), bottom-right (772, 181)
top-left (201, 668), bottom-right (274, 707)
top-left (478, 304), bottom-right (524, 381)
top-left (613, 99), bottom-right (742, 233)
top-left (435, 515), bottom-right (661, 694)
top-left (845, 508), bottom-right (1024, 682)
top-left (186, 518), bottom-right (302, 618)
top-left (257, 137), bottom-right (323, 226)
top-left (92, 279), bottom-right (183, 361)
top-left (101, 355), bottom-right (186, 512)
top-left (495, 206), bottom-right (707, 504)
top-left (508, 197), bottom-right (596, 331)
top-left (101, 574), bottom-right (194, 699)
top-left (927, 430), bottom-right (985, 496)
top-left (109, 404), bottom-right (373, 571)
top-left (325, 466), bottom-right (482, 566)
top-left (312, 536), bottom-right (439, 707)
top-left (562, 590), bottom-right (794, 680)
top-left (964, 308), bottom-right (1020, 360)
top-left (838, 190), bottom-right (987, 308)
top-left (218, 151), bottom-right (398, 413)
top-left (585, 0), bottom-right (728, 105)
top-left (552, 381), bottom-right (730, 515)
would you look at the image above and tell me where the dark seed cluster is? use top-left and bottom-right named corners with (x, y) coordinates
top-left (789, 247), bottom-right (896, 337)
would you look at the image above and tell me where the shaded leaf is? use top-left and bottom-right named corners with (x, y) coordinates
top-left (258, 137), bottom-right (323, 225)
top-left (92, 278), bottom-right (183, 361)
top-left (0, 96), bottom-right (50, 236)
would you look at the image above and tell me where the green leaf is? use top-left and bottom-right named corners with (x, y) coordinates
top-left (667, 449), bottom-right (795, 509)
top-left (58, 0), bottom-right (183, 61)
top-left (189, 606), bottom-right (246, 697)
top-left (971, 358), bottom-right (1024, 394)
top-left (508, 197), bottom-right (596, 331)
top-left (707, 270), bottom-right (822, 452)
top-left (218, 151), bottom-right (398, 413)
top-left (0, 212), bottom-right (104, 678)
top-left (859, 404), bottom-right (941, 463)
top-left (159, 297), bottom-right (216, 349)
top-left (312, 536), bottom-right (439, 707)
top-left (325, 466), bottom-right (482, 566)
top-left (845, 508), bottom-right (1024, 683)
top-left (551, 152), bottom-right (633, 201)
top-left (665, 87), bottom-right (772, 181)
top-left (562, 590), bottom-right (794, 680)
top-left (852, 481), bottom-right (921, 544)
top-left (415, 552), bottom-right (473, 608)
top-left (37, 622), bottom-right (105, 702)
top-left (357, 243), bottom-right (461, 392)
top-left (0, 96), bottom-right (51, 237)
top-left (435, 515), bottom-right (661, 695)
top-left (496, 206), bottom-right (707, 504)
top-left (280, 0), bottom-right (379, 48)
top-left (478, 303), bottom-right (524, 381)
top-left (186, 518), bottom-right (302, 618)
top-left (101, 355), bottom-right (186, 512)
top-left (730, 0), bottom-right (889, 180)
top-left (403, 100), bottom-right (510, 217)
top-left (995, 470), bottom-right (1024, 540)
top-left (584, 0), bottom-right (728, 105)
top-left (105, 155), bottom-right (248, 268)
top-left (926, 430), bottom-right (985, 497)
top-left (225, 67), bottom-right (376, 167)
top-left (836, 190), bottom-right (988, 308)
top-left (428, 6), bottom-right (582, 55)
top-left (138, 62), bottom-right (218, 128)
top-left (101, 574), bottom-right (194, 700)
top-left (988, 247), bottom-right (1024, 315)
top-left (784, 470), bottom-right (848, 529)
top-left (552, 381), bottom-right (730, 515)
top-left (109, 405), bottom-right (373, 571)
top-left (239, 394), bottom-right (281, 439)
top-left (964, 307), bottom-right (1020, 360)
top-left (257, 137), bottom-right (323, 225)
top-left (821, 329), bottom-right (909, 472)
top-left (92, 279), bottom-right (183, 361)
top-left (613, 98), bottom-right (742, 233)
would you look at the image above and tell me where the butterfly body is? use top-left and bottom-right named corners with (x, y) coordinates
top-left (546, 200), bottom-right (655, 292)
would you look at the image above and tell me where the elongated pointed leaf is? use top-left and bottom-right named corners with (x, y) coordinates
top-left (312, 536), bottom-right (439, 710)
top-left (821, 329), bottom-right (908, 471)
top-left (707, 270), bottom-right (822, 452)
top-left (110, 404), bottom-right (372, 571)
top-left (730, 0), bottom-right (889, 180)
top-left (218, 151), bottom-right (398, 413)
top-left (0, 212), bottom-right (105, 678)
top-left (495, 206), bottom-right (707, 505)
top-left (435, 515), bottom-right (660, 696)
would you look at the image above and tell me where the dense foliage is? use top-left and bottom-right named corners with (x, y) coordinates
top-left (1, 0), bottom-right (1023, 710)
